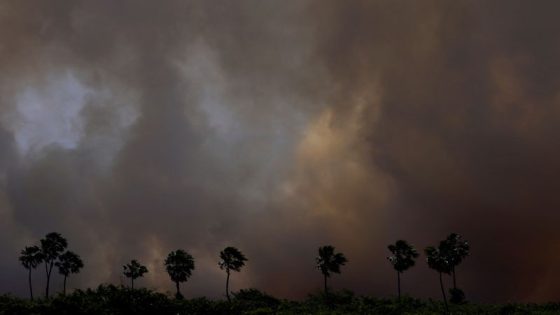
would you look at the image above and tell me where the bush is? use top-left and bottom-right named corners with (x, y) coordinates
top-left (3, 287), bottom-right (560, 315)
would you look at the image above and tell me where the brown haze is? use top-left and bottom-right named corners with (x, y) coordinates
top-left (1, 0), bottom-right (560, 302)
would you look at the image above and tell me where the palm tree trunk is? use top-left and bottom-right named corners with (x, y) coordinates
top-left (324, 274), bottom-right (331, 307)
top-left (452, 267), bottom-right (457, 290)
top-left (45, 262), bottom-right (52, 298)
top-left (131, 278), bottom-right (134, 290)
top-left (44, 262), bottom-right (48, 298)
top-left (397, 271), bottom-right (401, 300)
top-left (439, 272), bottom-right (449, 314)
top-left (176, 281), bottom-right (181, 298)
top-left (226, 271), bottom-right (230, 302)
top-left (63, 275), bottom-right (67, 295)
top-left (28, 269), bottom-right (33, 300)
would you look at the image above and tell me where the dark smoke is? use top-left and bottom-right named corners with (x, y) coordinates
top-left (1, 0), bottom-right (559, 302)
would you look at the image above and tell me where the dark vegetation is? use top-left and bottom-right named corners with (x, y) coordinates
top-left (7, 232), bottom-right (555, 314)
top-left (2, 288), bottom-right (560, 315)
top-left (218, 246), bottom-right (248, 302)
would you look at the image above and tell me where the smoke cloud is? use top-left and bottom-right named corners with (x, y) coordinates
top-left (1, 0), bottom-right (560, 302)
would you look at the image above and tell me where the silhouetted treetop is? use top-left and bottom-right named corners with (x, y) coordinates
top-left (123, 259), bottom-right (148, 280)
top-left (40, 232), bottom-right (68, 298)
top-left (165, 249), bottom-right (195, 299)
top-left (56, 251), bottom-right (84, 277)
top-left (387, 240), bottom-right (419, 273)
top-left (219, 247), bottom-right (247, 273)
top-left (219, 246), bottom-right (247, 302)
top-left (40, 233), bottom-right (68, 262)
top-left (425, 246), bottom-right (452, 274)
top-left (316, 245), bottom-right (347, 278)
top-left (19, 246), bottom-right (43, 270)
top-left (443, 233), bottom-right (469, 268)
top-left (19, 245), bottom-right (43, 300)
top-left (165, 250), bottom-right (195, 283)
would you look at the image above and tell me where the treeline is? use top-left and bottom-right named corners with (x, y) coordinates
top-left (19, 232), bottom-right (469, 309)
top-left (5, 287), bottom-right (560, 315)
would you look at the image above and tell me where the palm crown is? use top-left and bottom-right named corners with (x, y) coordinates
top-left (425, 246), bottom-right (452, 274)
top-left (443, 233), bottom-right (469, 267)
top-left (56, 251), bottom-right (84, 277)
top-left (387, 240), bottom-right (419, 273)
top-left (316, 245), bottom-right (347, 277)
top-left (219, 247), bottom-right (247, 273)
top-left (40, 233), bottom-right (68, 262)
top-left (165, 250), bottom-right (195, 283)
top-left (19, 246), bottom-right (43, 270)
top-left (123, 260), bottom-right (148, 280)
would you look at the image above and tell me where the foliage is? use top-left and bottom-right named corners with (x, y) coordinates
top-left (40, 232), bottom-right (69, 298)
top-left (218, 247), bottom-right (248, 273)
top-left (424, 246), bottom-right (452, 274)
top-left (56, 251), bottom-right (84, 277)
top-left (122, 260), bottom-right (148, 289)
top-left (387, 240), bottom-right (419, 273)
top-left (2, 288), bottom-right (560, 315)
top-left (442, 233), bottom-right (470, 303)
top-left (219, 246), bottom-right (248, 301)
top-left (164, 249), bottom-right (195, 299)
top-left (40, 233), bottom-right (68, 265)
top-left (449, 288), bottom-right (466, 304)
top-left (165, 250), bottom-right (195, 283)
top-left (19, 246), bottom-right (43, 271)
top-left (19, 246), bottom-right (43, 299)
top-left (443, 233), bottom-right (469, 269)
top-left (316, 245), bottom-right (347, 278)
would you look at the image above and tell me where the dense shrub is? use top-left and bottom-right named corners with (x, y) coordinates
top-left (2, 287), bottom-right (560, 315)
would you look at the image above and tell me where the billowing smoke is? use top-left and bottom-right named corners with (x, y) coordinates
top-left (1, 0), bottom-right (560, 302)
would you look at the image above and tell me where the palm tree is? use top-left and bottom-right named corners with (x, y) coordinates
top-left (316, 245), bottom-right (347, 296)
top-left (444, 233), bottom-right (469, 290)
top-left (40, 232), bottom-right (68, 298)
top-left (425, 245), bottom-right (452, 314)
top-left (55, 251), bottom-right (84, 295)
top-left (218, 246), bottom-right (248, 302)
top-left (387, 240), bottom-right (419, 299)
top-left (19, 246), bottom-right (43, 300)
top-left (164, 249), bottom-right (195, 299)
top-left (442, 233), bottom-right (469, 303)
top-left (123, 259), bottom-right (148, 289)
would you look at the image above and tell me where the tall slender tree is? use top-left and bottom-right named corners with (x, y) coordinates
top-left (123, 259), bottom-right (148, 289)
top-left (55, 251), bottom-right (84, 295)
top-left (19, 246), bottom-right (43, 300)
top-left (425, 245), bottom-right (452, 314)
top-left (40, 232), bottom-right (68, 298)
top-left (387, 240), bottom-right (419, 299)
top-left (316, 245), bottom-right (347, 296)
top-left (218, 246), bottom-right (247, 302)
top-left (444, 233), bottom-right (469, 290)
top-left (165, 249), bottom-right (195, 299)
top-left (442, 233), bottom-right (469, 303)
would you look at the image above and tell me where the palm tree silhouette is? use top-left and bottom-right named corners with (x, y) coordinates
top-left (40, 232), bottom-right (68, 298)
top-left (123, 259), bottom-right (148, 289)
top-left (164, 249), bottom-right (195, 299)
top-left (316, 245), bottom-right (347, 296)
top-left (425, 245), bottom-right (452, 314)
top-left (55, 251), bottom-right (84, 295)
top-left (218, 246), bottom-right (247, 302)
top-left (442, 233), bottom-right (469, 303)
top-left (444, 233), bottom-right (469, 290)
top-left (19, 245), bottom-right (43, 300)
top-left (387, 240), bottom-right (419, 299)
